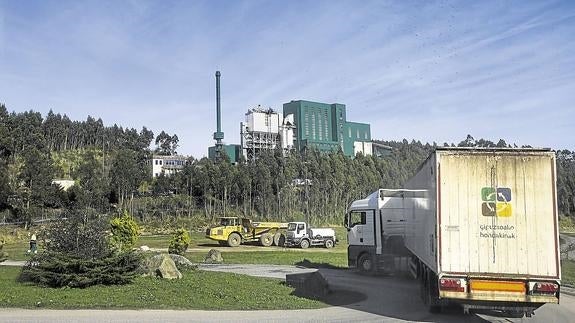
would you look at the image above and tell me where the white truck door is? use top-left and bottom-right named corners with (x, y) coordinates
top-left (348, 210), bottom-right (376, 246)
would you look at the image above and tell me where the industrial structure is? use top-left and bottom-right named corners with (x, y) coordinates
top-left (240, 106), bottom-right (295, 162)
top-left (207, 71), bottom-right (390, 162)
top-left (282, 100), bottom-right (391, 156)
top-left (208, 71), bottom-right (241, 162)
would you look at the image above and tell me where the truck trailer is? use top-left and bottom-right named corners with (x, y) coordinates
top-left (345, 148), bottom-right (561, 317)
top-left (206, 217), bottom-right (287, 247)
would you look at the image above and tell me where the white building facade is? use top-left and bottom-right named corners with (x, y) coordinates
top-left (151, 155), bottom-right (188, 177)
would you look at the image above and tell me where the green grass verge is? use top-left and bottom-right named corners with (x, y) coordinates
top-left (187, 250), bottom-right (348, 268)
top-left (562, 260), bottom-right (575, 286)
top-left (0, 266), bottom-right (325, 310)
top-left (2, 242), bottom-right (33, 261)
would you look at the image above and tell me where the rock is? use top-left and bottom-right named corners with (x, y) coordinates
top-left (156, 254), bottom-right (182, 279)
top-left (204, 249), bottom-right (223, 264)
top-left (141, 254), bottom-right (182, 279)
top-left (139, 245), bottom-right (150, 251)
top-left (169, 254), bottom-right (197, 269)
top-left (286, 271), bottom-right (329, 299)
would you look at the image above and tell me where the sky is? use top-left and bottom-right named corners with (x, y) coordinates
top-left (1, 0), bottom-right (574, 157)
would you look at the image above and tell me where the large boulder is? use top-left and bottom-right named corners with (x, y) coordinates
top-left (203, 249), bottom-right (223, 264)
top-left (141, 254), bottom-right (182, 279)
top-left (169, 254), bottom-right (197, 270)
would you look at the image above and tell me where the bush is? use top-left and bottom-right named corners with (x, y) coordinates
top-left (109, 211), bottom-right (140, 252)
top-left (44, 209), bottom-right (110, 259)
top-left (19, 251), bottom-right (143, 288)
top-left (19, 209), bottom-right (143, 288)
top-left (560, 215), bottom-right (575, 232)
top-left (168, 228), bottom-right (191, 255)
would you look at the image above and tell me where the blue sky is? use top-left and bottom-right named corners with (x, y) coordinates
top-left (1, 0), bottom-right (574, 157)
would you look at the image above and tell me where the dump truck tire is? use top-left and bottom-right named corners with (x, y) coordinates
top-left (260, 233), bottom-right (273, 247)
top-left (273, 232), bottom-right (282, 246)
top-left (300, 239), bottom-right (310, 249)
top-left (227, 233), bottom-right (241, 247)
top-left (278, 234), bottom-right (286, 247)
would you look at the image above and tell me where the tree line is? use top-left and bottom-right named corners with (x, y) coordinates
top-left (0, 105), bottom-right (573, 227)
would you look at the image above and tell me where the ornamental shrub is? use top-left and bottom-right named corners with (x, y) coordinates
top-left (109, 211), bottom-right (140, 252)
top-left (168, 228), bottom-right (191, 255)
top-left (19, 251), bottom-right (143, 288)
top-left (19, 209), bottom-right (143, 288)
top-left (44, 209), bottom-right (110, 259)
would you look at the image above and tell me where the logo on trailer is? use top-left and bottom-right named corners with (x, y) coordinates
top-left (481, 187), bottom-right (512, 217)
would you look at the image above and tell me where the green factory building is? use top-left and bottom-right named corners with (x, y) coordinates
top-left (283, 100), bottom-right (374, 157)
top-left (208, 144), bottom-right (242, 163)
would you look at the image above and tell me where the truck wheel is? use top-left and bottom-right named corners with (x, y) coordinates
top-left (324, 239), bottom-right (334, 249)
top-left (273, 232), bottom-right (282, 246)
top-left (358, 254), bottom-right (374, 273)
top-left (425, 271), bottom-right (441, 313)
top-left (277, 234), bottom-right (286, 247)
top-left (300, 239), bottom-right (310, 249)
top-left (227, 233), bottom-right (241, 247)
top-left (260, 233), bottom-right (273, 247)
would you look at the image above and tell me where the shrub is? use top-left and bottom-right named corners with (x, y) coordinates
top-left (19, 251), bottom-right (143, 288)
top-left (168, 228), bottom-right (191, 255)
top-left (19, 209), bottom-right (143, 288)
top-left (109, 211), bottom-right (140, 252)
top-left (44, 209), bottom-right (110, 259)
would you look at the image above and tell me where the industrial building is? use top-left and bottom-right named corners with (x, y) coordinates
top-left (240, 106), bottom-right (295, 162)
top-left (283, 100), bottom-right (378, 156)
top-left (207, 71), bottom-right (389, 162)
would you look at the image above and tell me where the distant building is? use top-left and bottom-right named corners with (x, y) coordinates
top-left (51, 179), bottom-right (75, 191)
top-left (240, 106), bottom-right (295, 162)
top-left (151, 155), bottom-right (188, 177)
top-left (283, 100), bottom-right (385, 157)
top-left (208, 144), bottom-right (242, 163)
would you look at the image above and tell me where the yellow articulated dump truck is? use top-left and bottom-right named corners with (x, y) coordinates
top-left (206, 217), bottom-right (288, 247)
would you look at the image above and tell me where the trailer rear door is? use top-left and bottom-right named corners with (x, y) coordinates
top-left (438, 151), bottom-right (559, 279)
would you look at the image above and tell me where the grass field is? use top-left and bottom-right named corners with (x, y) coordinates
top-left (562, 260), bottom-right (575, 286)
top-left (0, 266), bottom-right (325, 310)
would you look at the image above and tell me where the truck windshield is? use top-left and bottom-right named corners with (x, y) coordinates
top-left (287, 223), bottom-right (297, 231)
top-left (220, 218), bottom-right (234, 226)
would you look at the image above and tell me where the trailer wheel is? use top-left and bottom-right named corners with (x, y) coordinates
top-left (300, 239), bottom-right (310, 249)
top-left (227, 233), bottom-right (241, 247)
top-left (273, 233), bottom-right (285, 247)
top-left (260, 233), bottom-right (273, 247)
top-left (422, 269), bottom-right (441, 313)
top-left (324, 239), bottom-right (334, 249)
top-left (358, 254), bottom-right (374, 274)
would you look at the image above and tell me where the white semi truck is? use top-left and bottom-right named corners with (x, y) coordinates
top-left (345, 148), bottom-right (561, 317)
top-left (285, 222), bottom-right (336, 248)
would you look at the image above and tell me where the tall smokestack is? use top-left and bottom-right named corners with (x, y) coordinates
top-left (213, 71), bottom-right (224, 156)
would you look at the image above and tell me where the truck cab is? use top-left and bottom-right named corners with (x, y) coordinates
top-left (345, 189), bottom-right (416, 273)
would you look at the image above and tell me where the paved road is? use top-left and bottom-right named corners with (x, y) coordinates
top-left (1, 263), bottom-right (574, 323)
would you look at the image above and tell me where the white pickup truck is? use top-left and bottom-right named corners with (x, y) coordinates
top-left (284, 222), bottom-right (336, 249)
